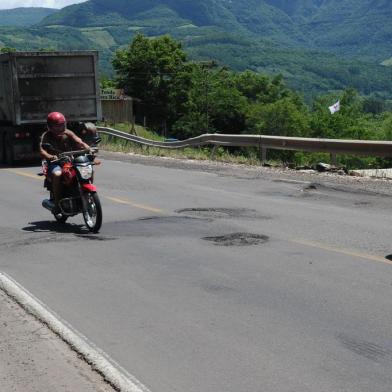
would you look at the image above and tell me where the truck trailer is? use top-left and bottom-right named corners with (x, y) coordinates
top-left (0, 51), bottom-right (102, 165)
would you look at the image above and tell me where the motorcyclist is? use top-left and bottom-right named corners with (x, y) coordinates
top-left (40, 112), bottom-right (91, 213)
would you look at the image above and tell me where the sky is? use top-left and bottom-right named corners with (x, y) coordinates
top-left (0, 0), bottom-right (86, 9)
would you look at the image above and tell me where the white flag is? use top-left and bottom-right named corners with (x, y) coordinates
top-left (329, 100), bottom-right (340, 114)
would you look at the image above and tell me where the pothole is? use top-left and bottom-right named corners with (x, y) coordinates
top-left (202, 232), bottom-right (269, 246)
top-left (176, 208), bottom-right (270, 220)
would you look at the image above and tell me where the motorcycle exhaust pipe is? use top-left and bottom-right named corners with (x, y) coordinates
top-left (42, 199), bottom-right (55, 212)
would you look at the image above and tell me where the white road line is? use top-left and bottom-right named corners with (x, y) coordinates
top-left (0, 272), bottom-right (152, 392)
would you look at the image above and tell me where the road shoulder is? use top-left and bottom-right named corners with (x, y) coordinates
top-left (0, 288), bottom-right (115, 392)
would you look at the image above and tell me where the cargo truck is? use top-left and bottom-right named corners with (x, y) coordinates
top-left (0, 51), bottom-right (102, 165)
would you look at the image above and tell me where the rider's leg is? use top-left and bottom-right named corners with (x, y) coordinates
top-left (51, 168), bottom-right (62, 210)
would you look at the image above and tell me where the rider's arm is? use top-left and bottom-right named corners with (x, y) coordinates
top-left (67, 130), bottom-right (91, 150)
top-left (39, 133), bottom-right (56, 160)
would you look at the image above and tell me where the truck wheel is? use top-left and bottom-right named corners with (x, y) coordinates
top-left (0, 133), bottom-right (4, 164)
top-left (4, 134), bottom-right (14, 166)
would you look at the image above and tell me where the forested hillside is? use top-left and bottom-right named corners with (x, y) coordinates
top-left (39, 0), bottom-right (392, 61)
top-left (0, 8), bottom-right (55, 26)
top-left (0, 0), bottom-right (390, 99)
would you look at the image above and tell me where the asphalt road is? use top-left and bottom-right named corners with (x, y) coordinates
top-left (1, 155), bottom-right (392, 392)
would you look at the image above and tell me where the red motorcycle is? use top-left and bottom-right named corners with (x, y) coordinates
top-left (41, 143), bottom-right (102, 233)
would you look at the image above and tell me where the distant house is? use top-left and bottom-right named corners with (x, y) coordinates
top-left (100, 88), bottom-right (131, 100)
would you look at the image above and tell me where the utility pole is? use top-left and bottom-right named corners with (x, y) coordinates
top-left (199, 61), bottom-right (216, 134)
top-left (205, 67), bottom-right (209, 133)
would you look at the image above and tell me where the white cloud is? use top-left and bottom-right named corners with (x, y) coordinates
top-left (0, 0), bottom-right (87, 10)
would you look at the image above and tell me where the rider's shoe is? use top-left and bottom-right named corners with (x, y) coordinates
top-left (53, 206), bottom-right (62, 218)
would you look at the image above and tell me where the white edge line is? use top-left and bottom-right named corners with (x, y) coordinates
top-left (0, 272), bottom-right (151, 392)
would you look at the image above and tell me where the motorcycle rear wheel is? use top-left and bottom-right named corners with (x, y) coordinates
top-left (82, 192), bottom-right (102, 233)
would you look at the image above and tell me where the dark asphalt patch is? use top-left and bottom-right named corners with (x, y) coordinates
top-left (138, 215), bottom-right (212, 222)
top-left (0, 235), bottom-right (66, 250)
top-left (354, 201), bottom-right (371, 206)
top-left (74, 235), bottom-right (117, 241)
top-left (176, 207), bottom-right (270, 220)
top-left (202, 283), bottom-right (237, 294)
top-left (0, 233), bottom-right (117, 250)
top-left (337, 333), bottom-right (392, 363)
top-left (202, 233), bottom-right (269, 246)
top-left (304, 183), bottom-right (317, 191)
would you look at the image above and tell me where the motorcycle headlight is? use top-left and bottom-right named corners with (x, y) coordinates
top-left (77, 165), bottom-right (93, 179)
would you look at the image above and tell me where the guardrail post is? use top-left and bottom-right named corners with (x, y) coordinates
top-left (330, 153), bottom-right (337, 166)
top-left (210, 145), bottom-right (217, 160)
top-left (260, 145), bottom-right (267, 165)
top-left (130, 116), bottom-right (136, 135)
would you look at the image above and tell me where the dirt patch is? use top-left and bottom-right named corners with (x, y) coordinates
top-left (203, 232), bottom-right (269, 246)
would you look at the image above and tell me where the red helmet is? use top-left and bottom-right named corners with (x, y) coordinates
top-left (47, 112), bottom-right (66, 134)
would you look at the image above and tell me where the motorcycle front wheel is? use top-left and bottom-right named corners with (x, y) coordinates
top-left (82, 192), bottom-right (102, 233)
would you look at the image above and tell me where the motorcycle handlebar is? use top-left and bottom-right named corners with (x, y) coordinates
top-left (50, 148), bottom-right (98, 164)
top-left (59, 148), bottom-right (97, 158)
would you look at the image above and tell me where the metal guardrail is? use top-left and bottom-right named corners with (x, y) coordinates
top-left (97, 126), bottom-right (392, 161)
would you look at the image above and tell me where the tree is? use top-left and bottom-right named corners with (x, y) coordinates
top-left (234, 71), bottom-right (292, 104)
top-left (310, 88), bottom-right (368, 140)
top-left (112, 34), bottom-right (190, 131)
top-left (173, 64), bottom-right (247, 138)
top-left (0, 47), bottom-right (16, 53)
top-left (362, 96), bottom-right (385, 115)
top-left (246, 97), bottom-right (310, 137)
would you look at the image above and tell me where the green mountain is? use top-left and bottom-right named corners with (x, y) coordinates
top-left (0, 0), bottom-right (391, 99)
top-left (39, 0), bottom-right (392, 60)
top-left (0, 7), bottom-right (56, 26)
